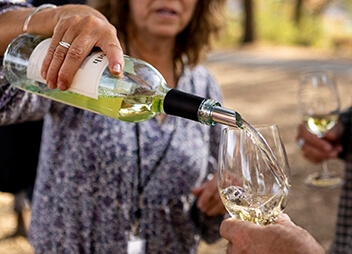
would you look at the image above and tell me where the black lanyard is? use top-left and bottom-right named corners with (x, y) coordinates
top-left (132, 122), bottom-right (176, 232)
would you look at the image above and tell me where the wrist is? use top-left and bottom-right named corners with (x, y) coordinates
top-left (23, 4), bottom-right (57, 34)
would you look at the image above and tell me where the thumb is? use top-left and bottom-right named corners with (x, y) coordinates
top-left (275, 213), bottom-right (295, 227)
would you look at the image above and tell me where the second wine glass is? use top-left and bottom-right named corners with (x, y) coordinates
top-left (298, 70), bottom-right (343, 188)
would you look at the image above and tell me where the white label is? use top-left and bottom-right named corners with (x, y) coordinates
top-left (27, 38), bottom-right (108, 99)
top-left (127, 237), bottom-right (146, 254)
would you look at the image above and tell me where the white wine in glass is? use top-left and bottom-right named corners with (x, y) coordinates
top-left (218, 125), bottom-right (290, 225)
top-left (298, 70), bottom-right (343, 188)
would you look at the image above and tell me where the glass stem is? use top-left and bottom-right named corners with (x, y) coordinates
top-left (320, 161), bottom-right (331, 179)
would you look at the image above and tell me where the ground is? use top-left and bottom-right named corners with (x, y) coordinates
top-left (1, 44), bottom-right (352, 253)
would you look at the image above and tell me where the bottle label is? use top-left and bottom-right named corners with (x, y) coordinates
top-left (127, 237), bottom-right (146, 254)
top-left (27, 38), bottom-right (108, 99)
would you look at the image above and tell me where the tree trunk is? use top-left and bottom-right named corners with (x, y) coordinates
top-left (242, 0), bottom-right (255, 44)
top-left (293, 0), bottom-right (303, 25)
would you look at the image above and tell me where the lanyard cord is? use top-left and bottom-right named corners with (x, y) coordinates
top-left (132, 122), bottom-right (176, 231)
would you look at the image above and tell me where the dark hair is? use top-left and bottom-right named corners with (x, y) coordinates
top-left (90, 0), bottom-right (226, 66)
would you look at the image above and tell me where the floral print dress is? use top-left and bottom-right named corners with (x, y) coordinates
top-left (0, 5), bottom-right (224, 249)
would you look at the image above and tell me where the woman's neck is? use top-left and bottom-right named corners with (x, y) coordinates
top-left (127, 34), bottom-right (179, 89)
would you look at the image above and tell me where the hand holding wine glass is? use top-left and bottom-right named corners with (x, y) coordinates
top-left (218, 125), bottom-right (290, 226)
top-left (297, 70), bottom-right (343, 188)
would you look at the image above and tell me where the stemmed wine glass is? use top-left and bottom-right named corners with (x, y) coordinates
top-left (218, 124), bottom-right (290, 225)
top-left (297, 70), bottom-right (343, 188)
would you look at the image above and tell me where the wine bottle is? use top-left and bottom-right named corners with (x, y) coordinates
top-left (2, 34), bottom-right (242, 127)
top-left (3, 35), bottom-right (290, 189)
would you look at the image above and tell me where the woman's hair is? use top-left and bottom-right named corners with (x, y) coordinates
top-left (89, 0), bottom-right (226, 66)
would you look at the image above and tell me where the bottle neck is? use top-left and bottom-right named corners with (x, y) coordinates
top-left (163, 89), bottom-right (242, 127)
top-left (199, 100), bottom-right (243, 127)
top-left (163, 89), bottom-right (204, 121)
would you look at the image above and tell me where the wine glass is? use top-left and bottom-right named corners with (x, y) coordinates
top-left (297, 70), bottom-right (343, 188)
top-left (218, 124), bottom-right (290, 226)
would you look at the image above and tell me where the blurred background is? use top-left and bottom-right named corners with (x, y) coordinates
top-left (1, 0), bottom-right (352, 253)
top-left (220, 0), bottom-right (352, 55)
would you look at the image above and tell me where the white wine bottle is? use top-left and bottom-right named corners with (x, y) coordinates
top-left (3, 34), bottom-right (242, 127)
top-left (3, 35), bottom-right (290, 191)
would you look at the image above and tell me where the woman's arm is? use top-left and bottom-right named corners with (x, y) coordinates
top-left (0, 7), bottom-right (34, 54)
top-left (0, 3), bottom-right (124, 90)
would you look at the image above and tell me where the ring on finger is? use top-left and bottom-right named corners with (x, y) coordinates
top-left (296, 138), bottom-right (305, 149)
top-left (58, 41), bottom-right (71, 49)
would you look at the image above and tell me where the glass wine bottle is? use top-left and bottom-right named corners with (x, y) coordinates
top-left (3, 34), bottom-right (242, 127)
top-left (3, 35), bottom-right (290, 190)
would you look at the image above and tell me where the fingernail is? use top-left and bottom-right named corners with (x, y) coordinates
top-left (58, 82), bottom-right (67, 91)
top-left (112, 64), bottom-right (121, 73)
top-left (47, 81), bottom-right (55, 89)
top-left (42, 71), bottom-right (47, 79)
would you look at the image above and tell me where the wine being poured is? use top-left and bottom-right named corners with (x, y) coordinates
top-left (218, 125), bottom-right (290, 225)
top-left (3, 34), bottom-right (289, 189)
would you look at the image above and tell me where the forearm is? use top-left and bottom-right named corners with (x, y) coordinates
top-left (0, 5), bottom-right (61, 56)
top-left (0, 7), bottom-right (33, 55)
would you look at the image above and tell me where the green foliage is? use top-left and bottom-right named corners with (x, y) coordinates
top-left (213, 10), bottom-right (243, 48)
top-left (215, 0), bottom-right (346, 51)
top-left (256, 1), bottom-right (329, 48)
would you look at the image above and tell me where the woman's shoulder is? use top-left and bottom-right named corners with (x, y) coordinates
top-left (187, 64), bottom-right (212, 76)
top-left (182, 64), bottom-right (223, 101)
top-left (183, 64), bottom-right (218, 86)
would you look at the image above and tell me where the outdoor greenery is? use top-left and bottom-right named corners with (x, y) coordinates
top-left (257, 2), bottom-right (326, 47)
top-left (216, 0), bottom-right (352, 54)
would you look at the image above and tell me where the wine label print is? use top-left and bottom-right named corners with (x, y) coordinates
top-left (28, 38), bottom-right (108, 99)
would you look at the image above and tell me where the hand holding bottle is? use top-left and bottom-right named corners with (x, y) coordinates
top-left (0, 4), bottom-right (124, 91)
